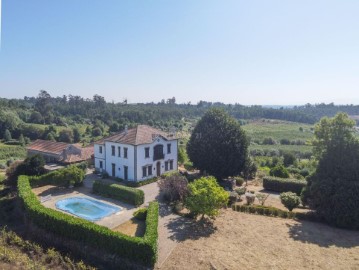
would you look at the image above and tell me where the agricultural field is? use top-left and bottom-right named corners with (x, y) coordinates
top-left (242, 119), bottom-right (314, 154)
top-left (242, 119), bottom-right (314, 143)
top-left (0, 143), bottom-right (27, 165)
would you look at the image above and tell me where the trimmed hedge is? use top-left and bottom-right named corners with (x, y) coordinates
top-left (30, 166), bottom-right (85, 188)
top-left (263, 176), bottom-right (306, 195)
top-left (93, 181), bottom-right (144, 206)
top-left (18, 175), bottom-right (158, 267)
top-left (125, 177), bottom-right (158, 187)
top-left (232, 204), bottom-right (318, 221)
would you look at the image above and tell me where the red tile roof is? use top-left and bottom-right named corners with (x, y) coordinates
top-left (26, 140), bottom-right (69, 155)
top-left (27, 140), bottom-right (94, 163)
top-left (95, 125), bottom-right (177, 145)
top-left (62, 146), bottom-right (94, 164)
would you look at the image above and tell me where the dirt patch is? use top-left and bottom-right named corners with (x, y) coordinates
top-left (112, 218), bottom-right (146, 237)
top-left (159, 209), bottom-right (359, 270)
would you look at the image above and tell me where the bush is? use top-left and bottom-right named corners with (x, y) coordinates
top-left (270, 165), bottom-right (289, 178)
top-left (280, 192), bottom-right (300, 211)
top-left (300, 168), bottom-right (310, 177)
top-left (133, 208), bottom-right (147, 221)
top-left (245, 193), bottom-right (255, 205)
top-left (185, 176), bottom-right (229, 219)
top-left (234, 176), bottom-right (244, 186)
top-left (6, 155), bottom-right (46, 185)
top-left (93, 181), bottom-right (144, 206)
top-left (255, 193), bottom-right (270, 206)
top-left (280, 138), bottom-right (291, 145)
top-left (74, 161), bottom-right (88, 172)
top-left (158, 173), bottom-right (188, 203)
top-left (30, 165), bottom-right (85, 188)
top-left (18, 175), bottom-right (158, 267)
top-left (283, 152), bottom-right (296, 167)
top-left (235, 187), bottom-right (246, 196)
top-left (262, 137), bottom-right (276, 145)
top-left (228, 191), bottom-right (238, 205)
top-left (263, 176), bottom-right (307, 195)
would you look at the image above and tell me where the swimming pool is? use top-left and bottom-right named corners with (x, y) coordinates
top-left (55, 197), bottom-right (122, 221)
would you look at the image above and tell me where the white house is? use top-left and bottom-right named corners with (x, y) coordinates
top-left (94, 125), bottom-right (178, 182)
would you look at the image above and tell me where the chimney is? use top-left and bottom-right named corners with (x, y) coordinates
top-left (124, 125), bottom-right (128, 135)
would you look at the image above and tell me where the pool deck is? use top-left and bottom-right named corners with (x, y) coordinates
top-left (32, 174), bottom-right (159, 229)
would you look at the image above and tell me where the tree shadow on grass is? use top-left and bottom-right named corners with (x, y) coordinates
top-left (286, 221), bottom-right (359, 248)
top-left (166, 215), bottom-right (216, 242)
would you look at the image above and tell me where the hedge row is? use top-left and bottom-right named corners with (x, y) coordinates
top-left (93, 181), bottom-right (144, 206)
top-left (232, 204), bottom-right (318, 221)
top-left (125, 177), bottom-right (158, 187)
top-left (18, 175), bottom-right (158, 267)
top-left (30, 166), bottom-right (85, 188)
top-left (263, 176), bottom-right (306, 195)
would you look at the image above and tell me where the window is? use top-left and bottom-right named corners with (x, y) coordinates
top-left (142, 166), bottom-right (147, 177)
top-left (124, 147), bottom-right (128, 158)
top-left (145, 147), bottom-right (150, 158)
top-left (170, 160), bottom-right (174, 170)
top-left (99, 161), bottom-right (103, 169)
top-left (165, 161), bottom-right (169, 171)
top-left (111, 146), bottom-right (115, 156)
top-left (148, 165), bottom-right (153, 176)
top-left (118, 146), bottom-right (121, 157)
top-left (99, 146), bottom-right (103, 154)
top-left (167, 144), bottom-right (171, 154)
top-left (153, 145), bottom-right (164, 161)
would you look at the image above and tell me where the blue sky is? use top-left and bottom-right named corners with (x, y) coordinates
top-left (0, 0), bottom-right (358, 105)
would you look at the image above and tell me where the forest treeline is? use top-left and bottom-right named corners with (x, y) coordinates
top-left (1, 90), bottom-right (359, 141)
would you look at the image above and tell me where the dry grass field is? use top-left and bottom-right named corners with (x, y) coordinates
top-left (159, 209), bottom-right (359, 270)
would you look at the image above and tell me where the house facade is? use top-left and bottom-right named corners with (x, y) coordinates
top-left (94, 125), bottom-right (178, 181)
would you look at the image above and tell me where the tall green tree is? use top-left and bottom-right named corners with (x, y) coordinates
top-left (73, 128), bottom-right (81, 143)
top-left (3, 129), bottom-right (12, 142)
top-left (187, 109), bottom-right (249, 180)
top-left (58, 129), bottom-right (74, 143)
top-left (307, 113), bottom-right (359, 229)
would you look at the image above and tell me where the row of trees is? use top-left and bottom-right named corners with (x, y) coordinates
top-left (2, 91), bottom-right (359, 133)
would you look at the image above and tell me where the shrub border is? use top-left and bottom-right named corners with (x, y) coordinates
top-left (18, 175), bottom-right (158, 267)
top-left (232, 204), bottom-right (318, 222)
top-left (93, 181), bottom-right (144, 206)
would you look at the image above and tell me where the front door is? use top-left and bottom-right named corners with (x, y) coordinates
top-left (156, 161), bottom-right (161, 177)
top-left (124, 166), bottom-right (128, 180)
top-left (111, 163), bottom-right (115, 177)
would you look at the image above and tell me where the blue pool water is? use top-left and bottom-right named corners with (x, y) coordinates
top-left (55, 197), bottom-right (122, 221)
